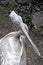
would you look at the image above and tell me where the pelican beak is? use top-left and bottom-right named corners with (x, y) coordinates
top-left (20, 24), bottom-right (41, 57)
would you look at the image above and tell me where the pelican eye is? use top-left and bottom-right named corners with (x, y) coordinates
top-left (17, 35), bottom-right (20, 39)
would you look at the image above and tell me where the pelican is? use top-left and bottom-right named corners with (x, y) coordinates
top-left (0, 31), bottom-right (26, 65)
top-left (0, 10), bottom-right (42, 65)
top-left (9, 11), bottom-right (41, 57)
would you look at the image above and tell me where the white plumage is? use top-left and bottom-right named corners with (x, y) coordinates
top-left (9, 11), bottom-right (22, 25)
top-left (0, 31), bottom-right (26, 65)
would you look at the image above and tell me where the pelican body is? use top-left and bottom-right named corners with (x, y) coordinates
top-left (0, 31), bottom-right (26, 65)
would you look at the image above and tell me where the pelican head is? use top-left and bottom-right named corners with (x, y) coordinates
top-left (9, 11), bottom-right (22, 25)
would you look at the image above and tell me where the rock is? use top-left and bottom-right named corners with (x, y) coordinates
top-left (32, 11), bottom-right (43, 29)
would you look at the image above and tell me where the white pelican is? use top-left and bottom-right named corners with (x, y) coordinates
top-left (9, 11), bottom-right (41, 57)
top-left (0, 10), bottom-right (42, 65)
